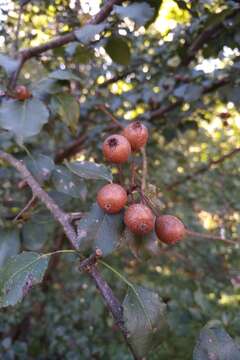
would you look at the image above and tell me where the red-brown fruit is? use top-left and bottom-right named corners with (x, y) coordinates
top-left (124, 203), bottom-right (154, 235)
top-left (122, 121), bottom-right (148, 151)
top-left (97, 183), bottom-right (127, 214)
top-left (102, 134), bottom-right (131, 164)
top-left (155, 215), bottom-right (186, 245)
top-left (14, 85), bottom-right (31, 101)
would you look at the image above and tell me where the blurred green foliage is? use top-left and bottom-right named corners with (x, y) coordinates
top-left (1, 0), bottom-right (240, 358)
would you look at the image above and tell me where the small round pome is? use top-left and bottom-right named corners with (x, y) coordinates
top-left (155, 215), bottom-right (186, 245)
top-left (123, 121), bottom-right (148, 151)
top-left (97, 183), bottom-right (127, 214)
top-left (124, 203), bottom-right (154, 235)
top-left (102, 134), bottom-right (131, 164)
top-left (14, 85), bottom-right (31, 101)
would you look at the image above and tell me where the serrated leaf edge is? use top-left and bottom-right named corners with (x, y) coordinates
top-left (2, 253), bottom-right (49, 288)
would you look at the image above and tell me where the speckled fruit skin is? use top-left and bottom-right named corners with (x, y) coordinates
top-left (15, 85), bottom-right (31, 101)
top-left (155, 215), bottom-right (186, 244)
top-left (124, 203), bottom-right (154, 235)
top-left (97, 183), bottom-right (127, 214)
top-left (122, 121), bottom-right (148, 151)
top-left (102, 134), bottom-right (131, 164)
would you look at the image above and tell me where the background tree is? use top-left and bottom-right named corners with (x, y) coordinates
top-left (1, 0), bottom-right (240, 359)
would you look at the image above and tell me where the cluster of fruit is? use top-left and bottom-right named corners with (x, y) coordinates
top-left (97, 120), bottom-right (186, 245)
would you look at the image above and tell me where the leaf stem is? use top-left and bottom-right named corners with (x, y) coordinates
top-left (21, 144), bottom-right (35, 162)
top-left (140, 146), bottom-right (147, 191)
top-left (99, 260), bottom-right (153, 330)
top-left (43, 249), bottom-right (78, 257)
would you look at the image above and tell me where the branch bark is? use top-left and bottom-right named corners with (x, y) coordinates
top-left (149, 78), bottom-right (229, 121)
top-left (8, 0), bottom-right (124, 89)
top-left (166, 147), bottom-right (240, 191)
top-left (0, 149), bottom-right (138, 360)
top-left (187, 230), bottom-right (238, 246)
top-left (87, 265), bottom-right (139, 360)
top-left (185, 7), bottom-right (240, 64)
top-left (0, 150), bottom-right (77, 248)
top-left (54, 133), bottom-right (87, 163)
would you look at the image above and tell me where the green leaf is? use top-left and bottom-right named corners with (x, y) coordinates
top-left (0, 98), bottom-right (49, 144)
top-left (105, 36), bottom-right (131, 66)
top-left (50, 93), bottom-right (80, 133)
top-left (204, 8), bottom-right (236, 28)
top-left (77, 203), bottom-right (124, 255)
top-left (162, 127), bottom-right (177, 142)
top-left (144, 0), bottom-right (163, 27)
top-left (193, 322), bottom-right (240, 360)
top-left (122, 228), bottom-right (159, 259)
top-left (0, 229), bottom-right (20, 267)
top-left (123, 286), bottom-right (167, 358)
top-left (0, 54), bottom-right (20, 75)
top-left (75, 23), bottom-right (106, 44)
top-left (0, 252), bottom-right (50, 307)
top-left (65, 43), bottom-right (94, 64)
top-left (22, 217), bottom-right (56, 251)
top-left (227, 86), bottom-right (240, 105)
top-left (114, 3), bottom-right (154, 26)
top-left (26, 154), bottom-right (55, 183)
top-left (66, 161), bottom-right (113, 182)
top-left (52, 166), bottom-right (87, 200)
top-left (49, 69), bottom-right (82, 82)
top-left (174, 84), bottom-right (202, 102)
top-left (194, 288), bottom-right (211, 314)
top-left (31, 78), bottom-right (62, 98)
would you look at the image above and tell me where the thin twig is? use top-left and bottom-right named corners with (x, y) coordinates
top-left (130, 160), bottom-right (136, 188)
top-left (98, 104), bottom-right (125, 130)
top-left (149, 78), bottom-right (229, 121)
top-left (187, 229), bottom-right (238, 246)
top-left (88, 265), bottom-right (139, 360)
top-left (55, 133), bottom-right (87, 163)
top-left (186, 7), bottom-right (240, 62)
top-left (14, 4), bottom-right (23, 52)
top-left (117, 164), bottom-right (124, 186)
top-left (0, 149), bottom-right (139, 359)
top-left (0, 150), bottom-right (78, 248)
top-left (140, 191), bottom-right (159, 217)
top-left (140, 146), bottom-right (147, 191)
top-left (167, 147), bottom-right (240, 191)
top-left (13, 195), bottom-right (37, 222)
top-left (18, 132), bottom-right (87, 190)
top-left (8, 0), bottom-right (124, 89)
